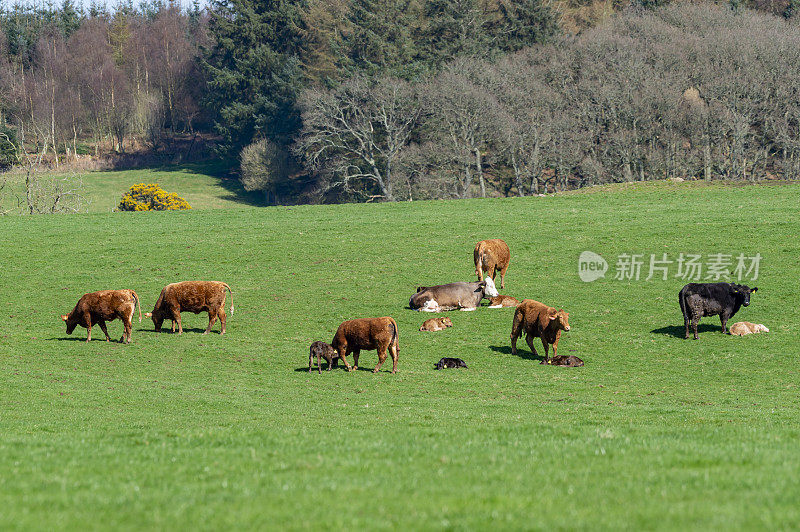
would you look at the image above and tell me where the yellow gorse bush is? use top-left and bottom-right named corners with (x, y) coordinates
top-left (117, 183), bottom-right (191, 211)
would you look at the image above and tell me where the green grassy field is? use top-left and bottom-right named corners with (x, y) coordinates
top-left (1, 179), bottom-right (799, 530)
top-left (2, 161), bottom-right (259, 213)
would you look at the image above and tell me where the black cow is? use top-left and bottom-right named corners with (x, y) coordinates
top-left (679, 282), bottom-right (758, 339)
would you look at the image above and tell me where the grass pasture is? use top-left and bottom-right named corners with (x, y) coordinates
top-left (1, 161), bottom-right (259, 213)
top-left (1, 180), bottom-right (799, 530)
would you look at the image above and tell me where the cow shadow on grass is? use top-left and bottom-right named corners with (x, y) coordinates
top-left (140, 327), bottom-right (218, 335)
top-left (51, 337), bottom-right (126, 343)
top-left (651, 324), bottom-right (720, 338)
top-left (294, 365), bottom-right (382, 373)
top-left (488, 345), bottom-right (545, 363)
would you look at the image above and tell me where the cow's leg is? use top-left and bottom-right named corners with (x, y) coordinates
top-left (308, 350), bottom-right (314, 373)
top-left (337, 346), bottom-right (352, 371)
top-left (81, 313), bottom-right (92, 341)
top-left (373, 347), bottom-right (387, 373)
top-left (171, 320), bottom-right (176, 333)
top-left (720, 313), bottom-right (729, 334)
top-left (121, 315), bottom-right (132, 344)
top-left (499, 265), bottom-right (507, 289)
top-left (219, 309), bottom-right (227, 335)
top-left (691, 316), bottom-right (700, 340)
top-left (389, 343), bottom-right (398, 374)
top-left (684, 312), bottom-right (690, 339)
top-left (352, 349), bottom-right (361, 371)
top-left (172, 309), bottom-right (183, 334)
top-left (204, 310), bottom-right (217, 335)
top-left (525, 333), bottom-right (539, 358)
top-left (97, 320), bottom-right (111, 342)
top-left (540, 340), bottom-right (550, 365)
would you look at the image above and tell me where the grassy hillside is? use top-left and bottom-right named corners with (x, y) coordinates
top-left (1, 181), bottom-right (799, 529)
top-left (1, 161), bottom-right (259, 213)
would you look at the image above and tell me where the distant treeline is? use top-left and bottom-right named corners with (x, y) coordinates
top-left (0, 0), bottom-right (208, 163)
top-left (1, 0), bottom-right (799, 201)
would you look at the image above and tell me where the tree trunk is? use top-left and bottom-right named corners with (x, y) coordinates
top-left (510, 153), bottom-right (525, 197)
top-left (704, 121), bottom-right (712, 181)
top-left (474, 148), bottom-right (486, 198)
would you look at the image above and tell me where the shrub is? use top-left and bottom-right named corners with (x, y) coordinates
top-left (239, 138), bottom-right (290, 202)
top-left (117, 183), bottom-right (191, 211)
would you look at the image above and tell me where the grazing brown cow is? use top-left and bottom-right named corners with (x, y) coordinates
top-left (488, 295), bottom-right (520, 308)
top-left (420, 317), bottom-right (453, 331)
top-left (729, 322), bottom-right (769, 336)
top-left (309, 341), bottom-right (339, 374)
top-left (61, 289), bottom-right (141, 343)
top-left (331, 317), bottom-right (399, 373)
top-left (474, 239), bottom-right (511, 289)
top-left (510, 299), bottom-right (570, 364)
top-left (145, 281), bottom-right (233, 335)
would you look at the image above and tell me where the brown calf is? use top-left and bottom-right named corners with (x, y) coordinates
top-left (419, 317), bottom-right (453, 331)
top-left (331, 317), bottom-right (399, 373)
top-left (61, 289), bottom-right (141, 343)
top-left (146, 281), bottom-right (233, 335)
top-left (474, 239), bottom-right (511, 289)
top-left (488, 295), bottom-right (520, 308)
top-left (510, 299), bottom-right (570, 364)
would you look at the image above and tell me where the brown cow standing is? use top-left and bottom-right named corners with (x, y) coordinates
top-left (61, 289), bottom-right (141, 343)
top-left (474, 239), bottom-right (511, 289)
top-left (146, 281), bottom-right (233, 335)
top-left (510, 299), bottom-right (570, 364)
top-left (331, 317), bottom-right (399, 373)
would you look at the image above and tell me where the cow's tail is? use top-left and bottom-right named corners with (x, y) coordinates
top-left (390, 318), bottom-right (399, 352)
top-left (510, 306), bottom-right (524, 341)
top-left (222, 283), bottom-right (234, 315)
top-left (131, 290), bottom-right (142, 322)
top-left (678, 287), bottom-right (687, 321)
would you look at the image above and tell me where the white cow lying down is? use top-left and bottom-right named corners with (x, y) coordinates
top-left (409, 278), bottom-right (498, 312)
top-left (729, 321), bottom-right (769, 336)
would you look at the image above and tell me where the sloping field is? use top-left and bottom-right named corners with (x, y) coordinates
top-left (1, 181), bottom-right (798, 529)
top-left (2, 162), bottom-right (256, 213)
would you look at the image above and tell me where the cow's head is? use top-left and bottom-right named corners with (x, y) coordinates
top-left (478, 277), bottom-right (499, 298)
top-left (145, 310), bottom-right (165, 332)
top-left (548, 308), bottom-right (570, 331)
top-left (731, 284), bottom-right (758, 307)
top-left (440, 317), bottom-right (453, 327)
top-left (61, 314), bottom-right (77, 334)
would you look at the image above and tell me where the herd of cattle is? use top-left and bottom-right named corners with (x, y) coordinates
top-left (60, 239), bottom-right (765, 374)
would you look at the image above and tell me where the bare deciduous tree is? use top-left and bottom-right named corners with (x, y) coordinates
top-left (295, 76), bottom-right (420, 201)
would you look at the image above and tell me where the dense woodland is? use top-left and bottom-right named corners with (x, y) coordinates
top-left (1, 0), bottom-right (800, 203)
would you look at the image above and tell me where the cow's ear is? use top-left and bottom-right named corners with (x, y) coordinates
top-left (751, 287), bottom-right (758, 292)
top-left (60, 315), bottom-right (68, 321)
